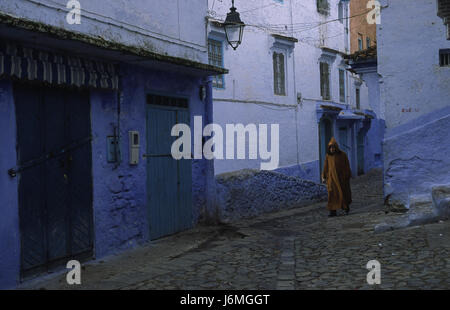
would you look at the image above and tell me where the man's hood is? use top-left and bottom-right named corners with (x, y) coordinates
top-left (327, 137), bottom-right (342, 154)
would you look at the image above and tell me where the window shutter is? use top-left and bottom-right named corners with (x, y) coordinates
top-left (320, 62), bottom-right (330, 100)
top-left (279, 53), bottom-right (285, 95)
top-left (320, 62), bottom-right (324, 99)
top-left (208, 39), bottom-right (224, 89)
top-left (339, 70), bottom-right (345, 102)
top-left (273, 52), bottom-right (286, 95)
top-left (273, 52), bottom-right (278, 94)
top-left (324, 63), bottom-right (330, 100)
top-left (356, 88), bottom-right (361, 109)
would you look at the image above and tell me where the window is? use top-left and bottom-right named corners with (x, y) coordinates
top-left (358, 34), bottom-right (363, 51)
top-left (339, 69), bottom-right (346, 103)
top-left (439, 49), bottom-right (450, 66)
top-left (366, 37), bottom-right (371, 48)
top-left (208, 39), bottom-right (224, 88)
top-left (355, 88), bottom-right (361, 109)
top-left (273, 52), bottom-right (286, 95)
top-left (274, 0), bottom-right (284, 3)
top-left (338, 1), bottom-right (344, 23)
top-left (320, 62), bottom-right (330, 100)
top-left (317, 0), bottom-right (329, 15)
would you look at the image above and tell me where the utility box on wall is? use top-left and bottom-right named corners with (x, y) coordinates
top-left (129, 131), bottom-right (140, 165)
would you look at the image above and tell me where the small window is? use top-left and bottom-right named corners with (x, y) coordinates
top-left (339, 69), bottom-right (346, 103)
top-left (208, 39), bottom-right (225, 89)
top-left (317, 0), bottom-right (329, 15)
top-left (358, 34), bottom-right (363, 51)
top-left (439, 49), bottom-right (450, 67)
top-left (355, 88), bottom-right (361, 109)
top-left (338, 2), bottom-right (344, 23)
top-left (273, 52), bottom-right (286, 96)
top-left (366, 37), bottom-right (371, 48)
top-left (274, 0), bottom-right (284, 3)
top-left (320, 62), bottom-right (330, 100)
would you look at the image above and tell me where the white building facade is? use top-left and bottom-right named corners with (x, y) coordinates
top-left (207, 0), bottom-right (375, 182)
top-left (377, 0), bottom-right (450, 207)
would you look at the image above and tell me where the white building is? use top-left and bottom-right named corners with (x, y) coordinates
top-left (207, 0), bottom-right (375, 182)
top-left (377, 0), bottom-right (450, 207)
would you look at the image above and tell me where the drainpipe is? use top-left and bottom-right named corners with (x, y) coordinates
top-left (204, 76), bottom-right (219, 225)
top-left (290, 0), bottom-right (301, 168)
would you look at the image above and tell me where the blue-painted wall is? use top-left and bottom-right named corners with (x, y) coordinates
top-left (383, 106), bottom-right (450, 207)
top-left (275, 160), bottom-right (321, 183)
top-left (0, 62), bottom-right (213, 288)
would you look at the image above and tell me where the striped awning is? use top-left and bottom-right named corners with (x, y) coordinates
top-left (0, 41), bottom-right (119, 90)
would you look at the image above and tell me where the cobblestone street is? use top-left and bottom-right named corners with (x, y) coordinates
top-left (21, 169), bottom-right (450, 290)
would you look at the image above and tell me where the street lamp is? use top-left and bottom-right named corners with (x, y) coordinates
top-left (223, 0), bottom-right (245, 50)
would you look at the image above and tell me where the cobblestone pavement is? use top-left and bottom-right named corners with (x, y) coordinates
top-left (20, 169), bottom-right (450, 290)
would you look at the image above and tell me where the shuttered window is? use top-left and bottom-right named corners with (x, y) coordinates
top-left (317, 0), bottom-right (329, 15)
top-left (320, 62), bottom-right (330, 100)
top-left (356, 88), bottom-right (361, 109)
top-left (208, 39), bottom-right (225, 89)
top-left (339, 69), bottom-right (346, 103)
top-left (273, 52), bottom-right (286, 96)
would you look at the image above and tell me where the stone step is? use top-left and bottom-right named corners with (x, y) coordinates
top-left (432, 184), bottom-right (450, 219)
top-left (374, 194), bottom-right (441, 233)
top-left (408, 194), bottom-right (438, 226)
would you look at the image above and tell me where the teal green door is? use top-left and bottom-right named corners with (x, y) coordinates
top-left (146, 98), bottom-right (192, 240)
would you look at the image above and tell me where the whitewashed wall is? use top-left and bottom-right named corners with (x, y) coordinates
top-left (208, 0), bottom-right (370, 176)
top-left (0, 0), bottom-right (209, 63)
top-left (378, 0), bottom-right (450, 130)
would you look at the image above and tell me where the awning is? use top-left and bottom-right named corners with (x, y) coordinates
top-left (0, 40), bottom-right (119, 90)
top-left (337, 110), bottom-right (365, 120)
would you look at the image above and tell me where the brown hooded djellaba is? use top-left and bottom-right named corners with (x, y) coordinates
top-left (322, 137), bottom-right (352, 211)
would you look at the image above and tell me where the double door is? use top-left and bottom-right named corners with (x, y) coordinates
top-left (14, 83), bottom-right (94, 277)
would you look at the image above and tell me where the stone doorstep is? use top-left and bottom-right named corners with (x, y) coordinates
top-left (432, 184), bottom-right (450, 217)
top-left (374, 191), bottom-right (450, 234)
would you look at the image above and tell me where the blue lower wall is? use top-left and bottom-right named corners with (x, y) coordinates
top-left (275, 160), bottom-right (321, 183)
top-left (365, 118), bottom-right (385, 173)
top-left (383, 108), bottom-right (450, 207)
top-left (0, 63), bottom-right (213, 288)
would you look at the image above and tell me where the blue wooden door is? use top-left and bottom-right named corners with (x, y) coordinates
top-left (338, 126), bottom-right (349, 153)
top-left (146, 97), bottom-right (192, 240)
top-left (319, 118), bottom-right (333, 176)
top-left (357, 131), bottom-right (365, 175)
top-left (14, 83), bottom-right (93, 278)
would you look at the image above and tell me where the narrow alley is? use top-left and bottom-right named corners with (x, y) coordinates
top-left (20, 169), bottom-right (450, 290)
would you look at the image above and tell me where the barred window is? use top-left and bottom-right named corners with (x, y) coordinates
top-left (208, 39), bottom-right (224, 89)
top-left (320, 62), bottom-right (330, 100)
top-left (440, 49), bottom-right (450, 67)
top-left (339, 69), bottom-right (346, 103)
top-left (273, 52), bottom-right (286, 96)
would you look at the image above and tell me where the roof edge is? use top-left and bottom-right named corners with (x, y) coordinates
top-left (0, 12), bottom-right (228, 75)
